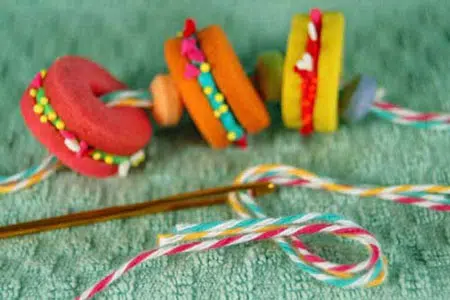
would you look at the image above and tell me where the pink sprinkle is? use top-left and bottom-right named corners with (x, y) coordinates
top-left (77, 140), bottom-right (89, 158)
top-left (30, 73), bottom-right (42, 88)
top-left (60, 130), bottom-right (75, 140)
top-left (181, 37), bottom-right (197, 56)
top-left (187, 48), bottom-right (205, 62)
top-left (184, 63), bottom-right (200, 79)
top-left (310, 8), bottom-right (322, 24)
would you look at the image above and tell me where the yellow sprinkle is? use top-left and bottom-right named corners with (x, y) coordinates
top-left (227, 132), bottom-right (237, 141)
top-left (40, 69), bottom-right (47, 78)
top-left (132, 155), bottom-right (145, 167)
top-left (219, 104), bottom-right (229, 113)
top-left (214, 110), bottom-right (221, 118)
top-left (29, 88), bottom-right (37, 98)
top-left (55, 120), bottom-right (65, 130)
top-left (33, 104), bottom-right (44, 114)
top-left (92, 152), bottom-right (102, 160)
top-left (214, 93), bottom-right (224, 102)
top-left (47, 111), bottom-right (57, 121)
top-left (200, 62), bottom-right (210, 73)
top-left (104, 156), bottom-right (114, 165)
top-left (203, 86), bottom-right (213, 95)
top-left (39, 115), bottom-right (48, 123)
top-left (39, 97), bottom-right (48, 105)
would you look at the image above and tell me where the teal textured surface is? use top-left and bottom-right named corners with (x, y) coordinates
top-left (1, 0), bottom-right (450, 299)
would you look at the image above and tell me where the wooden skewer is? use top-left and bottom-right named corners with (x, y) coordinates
top-left (0, 182), bottom-right (276, 239)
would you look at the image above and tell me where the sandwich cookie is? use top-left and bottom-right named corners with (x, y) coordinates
top-left (21, 56), bottom-right (183, 178)
top-left (282, 9), bottom-right (344, 135)
top-left (165, 18), bottom-right (270, 149)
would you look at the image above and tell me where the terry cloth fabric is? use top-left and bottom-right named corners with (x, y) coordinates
top-left (0, 0), bottom-right (450, 299)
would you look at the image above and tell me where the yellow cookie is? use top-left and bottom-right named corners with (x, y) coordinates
top-left (282, 12), bottom-right (344, 132)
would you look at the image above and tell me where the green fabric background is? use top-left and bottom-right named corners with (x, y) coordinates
top-left (1, 0), bottom-right (450, 299)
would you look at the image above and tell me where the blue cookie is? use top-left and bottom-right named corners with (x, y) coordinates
top-left (339, 75), bottom-right (377, 123)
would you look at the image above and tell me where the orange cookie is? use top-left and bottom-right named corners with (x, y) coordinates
top-left (165, 19), bottom-right (270, 148)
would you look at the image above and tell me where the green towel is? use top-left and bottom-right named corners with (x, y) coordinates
top-left (1, 0), bottom-right (450, 299)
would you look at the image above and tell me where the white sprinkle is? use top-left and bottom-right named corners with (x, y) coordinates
top-left (118, 161), bottom-right (131, 177)
top-left (308, 22), bottom-right (318, 41)
top-left (64, 139), bottom-right (80, 153)
top-left (130, 150), bottom-right (145, 165)
top-left (295, 53), bottom-right (313, 71)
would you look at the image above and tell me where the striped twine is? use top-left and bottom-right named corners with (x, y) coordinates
top-left (371, 89), bottom-right (450, 130)
top-left (77, 164), bottom-right (388, 299)
top-left (233, 165), bottom-right (450, 211)
top-left (0, 90), bottom-right (152, 194)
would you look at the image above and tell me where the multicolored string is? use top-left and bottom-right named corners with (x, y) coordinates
top-left (232, 165), bottom-right (450, 211)
top-left (371, 89), bottom-right (450, 130)
top-left (0, 90), bottom-right (152, 194)
top-left (77, 164), bottom-right (387, 299)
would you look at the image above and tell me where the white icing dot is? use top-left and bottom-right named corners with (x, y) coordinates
top-left (308, 22), bottom-right (318, 41)
top-left (118, 161), bottom-right (131, 177)
top-left (64, 138), bottom-right (81, 153)
top-left (296, 53), bottom-right (313, 72)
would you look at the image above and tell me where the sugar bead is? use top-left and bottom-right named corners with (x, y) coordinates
top-left (55, 120), bottom-right (65, 130)
top-left (200, 62), bottom-right (210, 73)
top-left (214, 93), bottom-right (224, 102)
top-left (47, 111), bottom-right (57, 121)
top-left (29, 88), bottom-right (37, 98)
top-left (227, 132), bottom-right (237, 141)
top-left (39, 97), bottom-right (49, 105)
top-left (104, 156), bottom-right (114, 165)
top-left (40, 115), bottom-right (48, 123)
top-left (203, 86), bottom-right (213, 95)
top-left (33, 104), bottom-right (44, 114)
top-left (219, 104), bottom-right (228, 113)
top-left (92, 152), bottom-right (102, 161)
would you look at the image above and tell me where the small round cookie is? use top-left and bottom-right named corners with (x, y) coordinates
top-left (150, 74), bottom-right (184, 127)
top-left (339, 74), bottom-right (378, 123)
top-left (20, 56), bottom-right (152, 178)
top-left (254, 51), bottom-right (284, 101)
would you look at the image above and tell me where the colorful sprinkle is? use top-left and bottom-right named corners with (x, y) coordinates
top-left (200, 62), bottom-right (211, 73)
top-left (214, 93), bottom-right (224, 102)
top-left (29, 88), bottom-right (37, 97)
top-left (47, 111), bottom-right (57, 121)
top-left (203, 86), bottom-right (213, 95)
top-left (55, 120), bottom-right (65, 130)
top-left (33, 104), bottom-right (44, 114)
top-left (104, 156), bottom-right (114, 165)
top-left (92, 152), bottom-right (102, 161)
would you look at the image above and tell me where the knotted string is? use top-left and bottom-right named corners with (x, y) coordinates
top-left (77, 164), bottom-right (387, 299)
